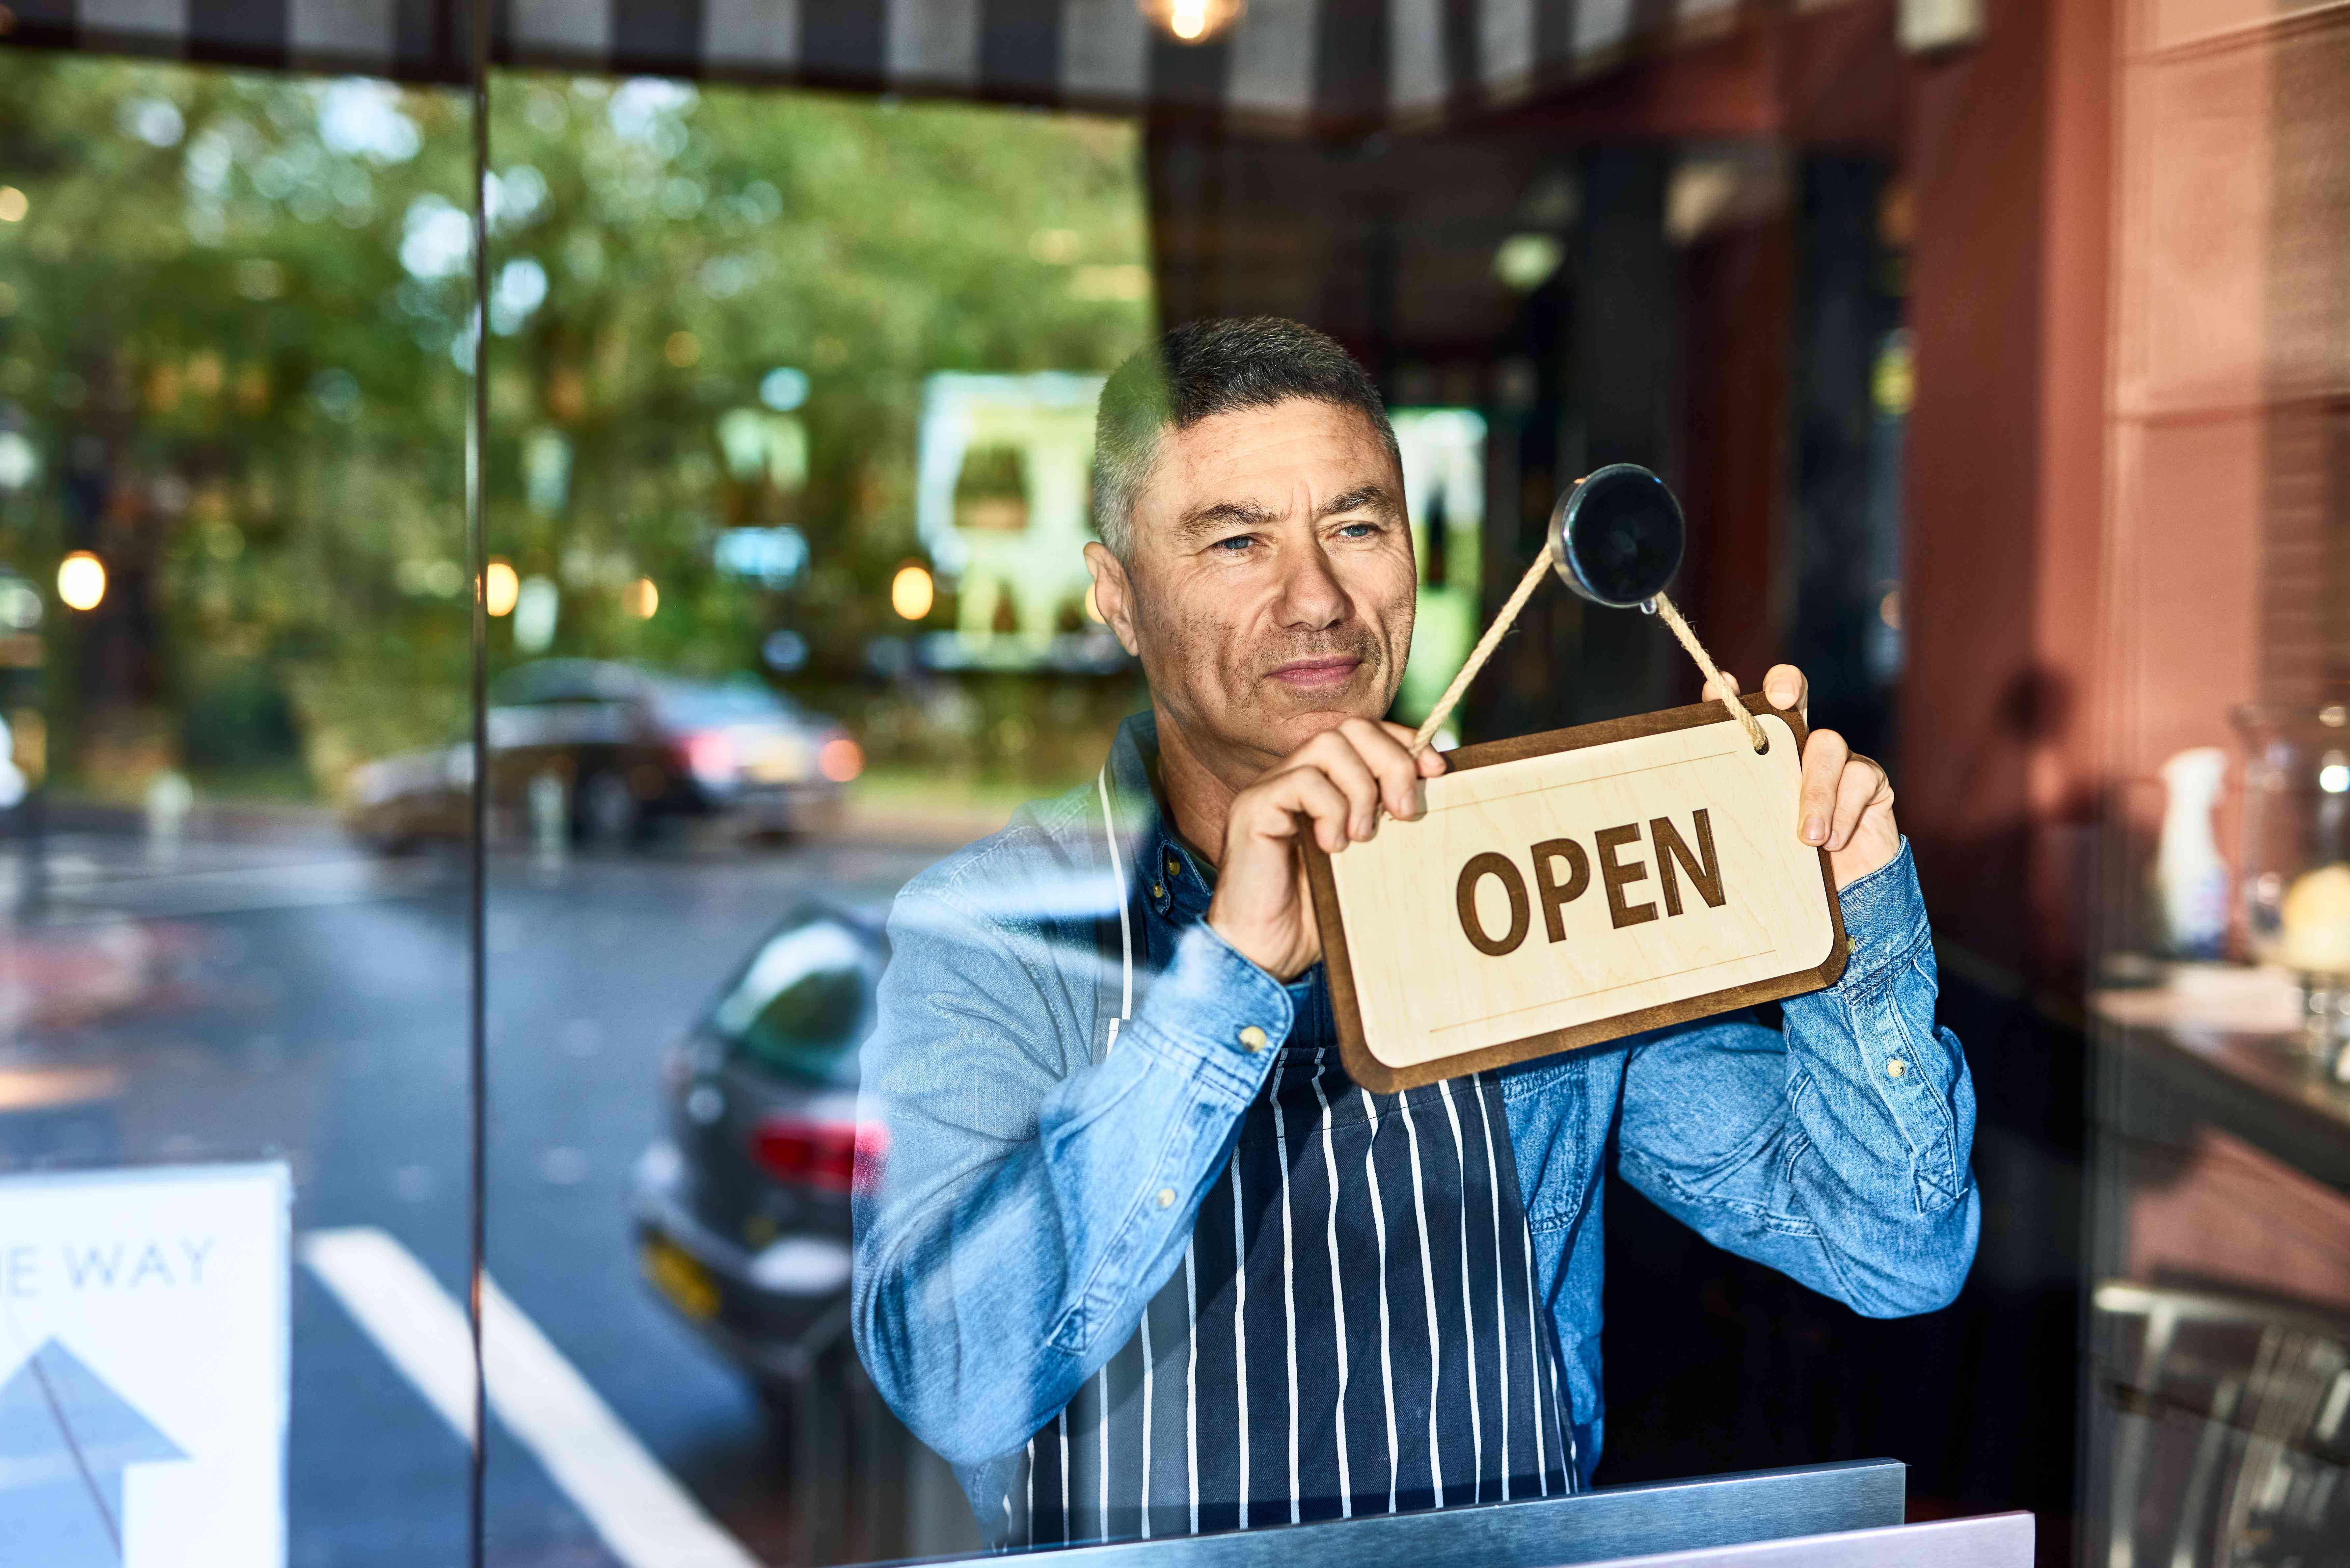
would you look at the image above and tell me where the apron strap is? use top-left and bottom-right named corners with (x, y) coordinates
top-left (1090, 763), bottom-right (1142, 1064)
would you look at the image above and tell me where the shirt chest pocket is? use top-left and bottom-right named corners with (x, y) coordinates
top-left (1499, 1058), bottom-right (1599, 1236)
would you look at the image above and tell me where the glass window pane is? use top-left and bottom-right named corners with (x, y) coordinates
top-left (0, 53), bottom-right (476, 1566)
top-left (479, 74), bottom-right (1152, 1565)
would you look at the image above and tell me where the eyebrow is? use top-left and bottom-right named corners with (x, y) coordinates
top-left (1316, 485), bottom-right (1403, 523)
top-left (1170, 485), bottom-right (1404, 545)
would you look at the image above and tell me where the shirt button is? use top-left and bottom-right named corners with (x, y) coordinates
top-left (1166, 853), bottom-right (1182, 878)
top-left (1886, 1058), bottom-right (1907, 1079)
top-left (1156, 1187), bottom-right (1175, 1209)
top-left (1238, 1025), bottom-right (1269, 1054)
top-left (1151, 883), bottom-right (1166, 901)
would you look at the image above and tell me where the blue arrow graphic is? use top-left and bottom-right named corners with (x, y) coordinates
top-left (0, 1338), bottom-right (188, 1567)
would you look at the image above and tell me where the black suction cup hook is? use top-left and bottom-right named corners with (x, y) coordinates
top-left (1548, 464), bottom-right (1686, 610)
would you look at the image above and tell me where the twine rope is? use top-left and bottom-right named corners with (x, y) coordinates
top-left (1408, 542), bottom-right (1768, 756)
top-left (1408, 545), bottom-right (1554, 754)
top-left (1651, 591), bottom-right (1767, 752)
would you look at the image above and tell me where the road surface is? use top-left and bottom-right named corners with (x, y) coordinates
top-left (0, 817), bottom-right (989, 1567)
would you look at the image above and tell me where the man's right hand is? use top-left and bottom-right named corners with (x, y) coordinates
top-left (1206, 718), bottom-right (1448, 982)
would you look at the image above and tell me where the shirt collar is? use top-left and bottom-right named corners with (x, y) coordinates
top-left (1111, 711), bottom-right (1326, 1011)
top-left (1151, 831), bottom-right (1215, 922)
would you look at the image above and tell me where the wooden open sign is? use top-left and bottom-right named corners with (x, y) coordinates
top-left (1302, 699), bottom-right (1849, 1092)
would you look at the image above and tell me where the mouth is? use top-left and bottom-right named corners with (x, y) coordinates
top-left (1266, 656), bottom-right (1364, 692)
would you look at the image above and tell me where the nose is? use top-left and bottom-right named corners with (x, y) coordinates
top-left (1275, 540), bottom-right (1351, 631)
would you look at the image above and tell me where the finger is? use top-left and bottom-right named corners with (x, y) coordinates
top-left (1287, 737), bottom-right (1383, 844)
top-left (1339, 717), bottom-right (1426, 819)
top-left (1797, 727), bottom-right (1850, 847)
top-left (1242, 765), bottom-right (1357, 855)
top-left (1762, 663), bottom-right (1808, 717)
top-left (1379, 719), bottom-right (1450, 778)
top-left (1700, 669), bottom-right (1740, 704)
top-left (1826, 756), bottom-right (1886, 852)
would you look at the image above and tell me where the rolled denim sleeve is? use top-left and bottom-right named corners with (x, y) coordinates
top-left (852, 883), bottom-right (1290, 1466)
top-left (1613, 839), bottom-right (1980, 1316)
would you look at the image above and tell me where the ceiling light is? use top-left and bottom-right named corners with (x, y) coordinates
top-left (1140, 0), bottom-right (1244, 44)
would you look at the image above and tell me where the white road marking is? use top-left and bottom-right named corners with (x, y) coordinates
top-left (52, 855), bottom-right (442, 920)
top-left (301, 1226), bottom-right (762, 1568)
top-left (302, 1228), bottom-right (475, 1436)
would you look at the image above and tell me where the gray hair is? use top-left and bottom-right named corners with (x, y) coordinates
top-left (1092, 317), bottom-right (1400, 560)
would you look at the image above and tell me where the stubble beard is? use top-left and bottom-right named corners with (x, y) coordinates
top-left (1143, 598), bottom-right (1402, 776)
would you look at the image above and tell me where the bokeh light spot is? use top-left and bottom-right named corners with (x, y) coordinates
top-left (891, 564), bottom-right (935, 622)
top-left (818, 736), bottom-right (864, 783)
top-left (57, 551), bottom-right (106, 611)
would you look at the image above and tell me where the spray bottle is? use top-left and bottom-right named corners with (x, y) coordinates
top-left (2155, 747), bottom-right (2230, 959)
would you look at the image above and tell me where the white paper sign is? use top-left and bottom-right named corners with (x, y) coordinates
top-left (0, 1162), bottom-right (290, 1568)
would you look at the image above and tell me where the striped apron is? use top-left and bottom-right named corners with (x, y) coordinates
top-left (998, 966), bottom-right (1578, 1547)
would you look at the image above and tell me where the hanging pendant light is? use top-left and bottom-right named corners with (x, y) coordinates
top-left (1140, 0), bottom-right (1245, 44)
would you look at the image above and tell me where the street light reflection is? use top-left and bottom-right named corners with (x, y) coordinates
top-left (57, 550), bottom-right (106, 611)
top-left (485, 558), bottom-right (519, 617)
top-left (891, 563), bottom-right (935, 621)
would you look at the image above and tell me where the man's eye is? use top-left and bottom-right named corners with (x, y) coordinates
top-left (1211, 535), bottom-right (1256, 552)
top-left (1336, 522), bottom-right (1380, 539)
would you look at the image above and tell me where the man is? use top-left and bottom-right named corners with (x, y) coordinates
top-left (851, 317), bottom-right (1977, 1547)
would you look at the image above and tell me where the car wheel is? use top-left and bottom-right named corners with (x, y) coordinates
top-left (348, 816), bottom-right (419, 857)
top-left (754, 1375), bottom-right (800, 1422)
top-left (751, 1375), bottom-right (806, 1465)
top-left (578, 773), bottom-right (642, 846)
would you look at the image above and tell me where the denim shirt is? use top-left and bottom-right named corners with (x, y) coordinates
top-left (851, 714), bottom-right (1980, 1521)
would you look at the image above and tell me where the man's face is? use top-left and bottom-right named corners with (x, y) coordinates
top-left (1087, 397), bottom-right (1417, 780)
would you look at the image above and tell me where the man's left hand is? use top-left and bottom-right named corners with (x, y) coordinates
top-left (1701, 663), bottom-right (1898, 890)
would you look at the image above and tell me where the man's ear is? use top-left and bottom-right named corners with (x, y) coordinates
top-left (1083, 542), bottom-right (1142, 657)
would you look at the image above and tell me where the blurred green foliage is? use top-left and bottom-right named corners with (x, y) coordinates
top-left (0, 56), bottom-right (1153, 799)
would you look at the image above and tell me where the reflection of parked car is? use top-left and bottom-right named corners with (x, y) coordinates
top-left (631, 904), bottom-right (886, 1390)
top-left (344, 660), bottom-right (861, 851)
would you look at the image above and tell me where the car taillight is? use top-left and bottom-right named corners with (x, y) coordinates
top-left (818, 734), bottom-right (863, 783)
top-left (681, 730), bottom-right (735, 785)
top-left (749, 1116), bottom-right (886, 1194)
